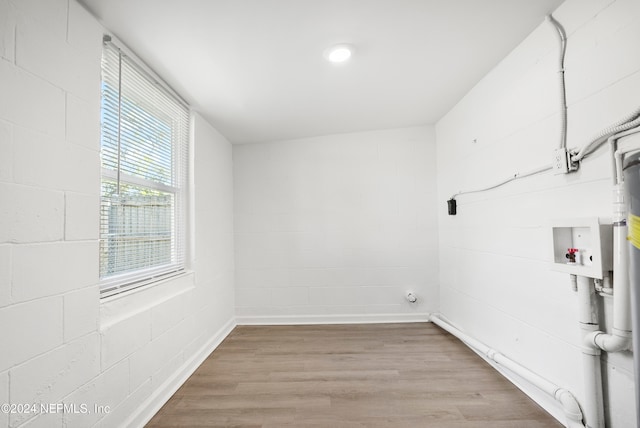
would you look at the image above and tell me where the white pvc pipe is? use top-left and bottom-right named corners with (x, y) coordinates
top-left (610, 137), bottom-right (620, 185)
top-left (612, 222), bottom-right (631, 340)
top-left (570, 274), bottom-right (578, 292)
top-left (429, 314), bottom-right (585, 428)
top-left (580, 133), bottom-right (638, 353)
top-left (577, 275), bottom-right (599, 328)
top-left (576, 276), bottom-right (605, 428)
top-left (580, 347), bottom-right (604, 428)
top-left (587, 223), bottom-right (632, 352)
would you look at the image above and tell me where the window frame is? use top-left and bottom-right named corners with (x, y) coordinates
top-left (99, 36), bottom-right (190, 298)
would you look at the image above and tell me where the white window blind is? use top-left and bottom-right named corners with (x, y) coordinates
top-left (100, 40), bottom-right (189, 297)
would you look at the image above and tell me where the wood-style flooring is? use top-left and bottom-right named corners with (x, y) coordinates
top-left (146, 323), bottom-right (563, 427)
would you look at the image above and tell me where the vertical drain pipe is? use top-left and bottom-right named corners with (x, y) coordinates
top-left (584, 186), bottom-right (632, 352)
top-left (576, 276), bottom-right (605, 428)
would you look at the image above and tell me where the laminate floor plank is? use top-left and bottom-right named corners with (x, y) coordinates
top-left (146, 323), bottom-right (563, 428)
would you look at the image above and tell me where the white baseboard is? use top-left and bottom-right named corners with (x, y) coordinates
top-left (126, 317), bottom-right (237, 428)
top-left (236, 312), bottom-right (430, 325)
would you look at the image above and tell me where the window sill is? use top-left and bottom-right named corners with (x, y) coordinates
top-left (99, 270), bottom-right (195, 330)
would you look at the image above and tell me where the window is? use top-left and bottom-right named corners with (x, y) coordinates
top-left (99, 39), bottom-right (189, 297)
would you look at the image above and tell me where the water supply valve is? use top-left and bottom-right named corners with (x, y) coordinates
top-left (566, 248), bottom-right (579, 264)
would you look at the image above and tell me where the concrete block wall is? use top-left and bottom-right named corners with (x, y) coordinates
top-left (436, 0), bottom-right (640, 426)
top-left (2, 0), bottom-right (638, 427)
top-left (233, 127), bottom-right (438, 324)
top-left (0, 1), bottom-right (235, 427)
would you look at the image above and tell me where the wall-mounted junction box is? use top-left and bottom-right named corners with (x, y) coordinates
top-left (552, 148), bottom-right (579, 175)
top-left (551, 217), bottom-right (613, 279)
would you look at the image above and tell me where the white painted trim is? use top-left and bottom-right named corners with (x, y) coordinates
top-left (236, 312), bottom-right (430, 325)
top-left (125, 316), bottom-right (237, 428)
top-left (100, 273), bottom-right (195, 329)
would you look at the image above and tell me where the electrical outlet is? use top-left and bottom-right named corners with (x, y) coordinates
top-left (553, 148), bottom-right (569, 174)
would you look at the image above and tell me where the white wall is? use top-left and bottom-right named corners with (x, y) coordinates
top-left (233, 127), bottom-right (438, 324)
top-left (436, 0), bottom-right (640, 426)
top-left (0, 1), bottom-right (235, 427)
top-left (4, 0), bottom-right (639, 426)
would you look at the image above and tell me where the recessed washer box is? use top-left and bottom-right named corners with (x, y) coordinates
top-left (551, 217), bottom-right (613, 279)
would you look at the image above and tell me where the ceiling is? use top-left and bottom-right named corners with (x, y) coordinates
top-left (79, 0), bottom-right (565, 144)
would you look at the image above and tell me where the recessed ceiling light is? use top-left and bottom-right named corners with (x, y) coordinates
top-left (323, 44), bottom-right (354, 63)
